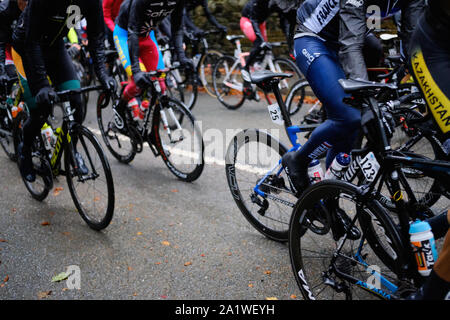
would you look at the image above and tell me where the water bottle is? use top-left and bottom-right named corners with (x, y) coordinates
top-left (409, 220), bottom-right (439, 277)
top-left (325, 153), bottom-right (351, 180)
top-left (128, 98), bottom-right (141, 121)
top-left (140, 99), bottom-right (150, 120)
top-left (41, 123), bottom-right (55, 151)
top-left (307, 159), bottom-right (323, 184)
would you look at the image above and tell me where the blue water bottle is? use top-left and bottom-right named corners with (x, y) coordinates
top-left (324, 153), bottom-right (351, 180)
top-left (409, 220), bottom-right (439, 277)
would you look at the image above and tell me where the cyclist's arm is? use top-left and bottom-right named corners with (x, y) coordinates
top-left (102, 0), bottom-right (116, 33)
top-left (249, 0), bottom-right (270, 43)
top-left (400, 0), bottom-right (426, 60)
top-left (127, 0), bottom-right (146, 76)
top-left (84, 0), bottom-right (109, 83)
top-left (24, 0), bottom-right (51, 89)
top-left (183, 7), bottom-right (203, 35)
top-left (338, 0), bottom-right (368, 80)
top-left (200, 0), bottom-right (224, 30)
top-left (159, 16), bottom-right (172, 39)
top-left (171, 1), bottom-right (189, 63)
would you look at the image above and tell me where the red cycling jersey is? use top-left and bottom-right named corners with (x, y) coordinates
top-left (103, 0), bottom-right (123, 32)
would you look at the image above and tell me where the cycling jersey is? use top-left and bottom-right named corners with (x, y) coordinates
top-left (116, 0), bottom-right (186, 76)
top-left (103, 0), bottom-right (124, 33)
top-left (0, 0), bottom-right (21, 77)
top-left (410, 0), bottom-right (450, 137)
top-left (16, 0), bottom-right (109, 92)
top-left (295, 0), bottom-right (425, 80)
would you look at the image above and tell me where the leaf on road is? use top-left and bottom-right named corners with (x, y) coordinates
top-left (37, 291), bottom-right (52, 299)
top-left (248, 283), bottom-right (254, 288)
top-left (93, 196), bottom-right (100, 202)
top-left (53, 187), bottom-right (64, 196)
top-left (290, 294), bottom-right (297, 299)
top-left (184, 261), bottom-right (192, 267)
top-left (3, 275), bottom-right (9, 283)
top-left (200, 254), bottom-right (205, 257)
top-left (41, 221), bottom-right (50, 226)
top-left (0, 239), bottom-right (7, 243)
top-left (161, 241), bottom-right (170, 246)
top-left (266, 297), bottom-right (278, 300)
top-left (51, 272), bottom-right (69, 282)
top-left (227, 252), bottom-right (232, 256)
top-left (137, 232), bottom-right (143, 236)
top-left (264, 270), bottom-right (272, 275)
top-left (161, 295), bottom-right (167, 299)
top-left (128, 266), bottom-right (133, 271)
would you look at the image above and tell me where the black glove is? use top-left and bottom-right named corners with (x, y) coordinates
top-left (134, 72), bottom-right (151, 90)
top-left (100, 76), bottom-right (117, 92)
top-left (180, 57), bottom-right (195, 71)
top-left (218, 25), bottom-right (227, 34)
top-left (67, 45), bottom-right (80, 59)
top-left (259, 42), bottom-right (272, 51)
top-left (35, 86), bottom-right (57, 106)
top-left (194, 29), bottom-right (205, 38)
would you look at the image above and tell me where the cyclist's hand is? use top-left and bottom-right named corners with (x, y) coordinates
top-left (194, 29), bottom-right (205, 38)
top-left (134, 71), bottom-right (151, 89)
top-left (218, 25), bottom-right (227, 34)
top-left (180, 57), bottom-right (195, 71)
top-left (101, 76), bottom-right (117, 93)
top-left (67, 44), bottom-right (81, 59)
top-left (35, 86), bottom-right (57, 106)
top-left (259, 42), bottom-right (272, 51)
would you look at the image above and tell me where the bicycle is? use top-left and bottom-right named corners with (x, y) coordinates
top-left (13, 85), bottom-right (115, 231)
top-left (288, 78), bottom-right (450, 300)
top-left (0, 76), bottom-right (26, 161)
top-left (225, 70), bottom-right (318, 242)
top-left (213, 35), bottom-right (302, 110)
top-left (96, 68), bottom-right (205, 182)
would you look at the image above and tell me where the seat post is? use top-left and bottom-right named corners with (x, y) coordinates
top-left (270, 81), bottom-right (292, 128)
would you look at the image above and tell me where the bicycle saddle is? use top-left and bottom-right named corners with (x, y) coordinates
top-left (386, 55), bottom-right (402, 64)
top-left (226, 35), bottom-right (245, 42)
top-left (250, 70), bottom-right (293, 84)
top-left (338, 78), bottom-right (397, 94)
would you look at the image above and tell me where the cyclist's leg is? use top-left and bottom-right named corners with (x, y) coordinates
top-left (282, 36), bottom-right (360, 191)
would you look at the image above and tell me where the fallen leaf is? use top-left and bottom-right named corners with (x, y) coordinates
top-left (41, 221), bottom-right (50, 226)
top-left (93, 196), bottom-right (100, 202)
top-left (0, 239), bottom-right (7, 243)
top-left (3, 275), bottom-right (9, 283)
top-left (266, 297), bottom-right (278, 300)
top-left (200, 254), bottom-right (205, 257)
top-left (62, 288), bottom-right (69, 292)
top-left (155, 262), bottom-right (161, 265)
top-left (170, 189), bottom-right (178, 193)
top-left (133, 292), bottom-right (137, 297)
top-left (61, 232), bottom-right (71, 237)
top-left (51, 272), bottom-right (69, 282)
top-left (137, 232), bottom-right (143, 236)
top-left (290, 294), bottom-right (297, 299)
top-left (0, 284), bottom-right (4, 288)
top-left (248, 284), bottom-right (254, 288)
top-left (161, 241), bottom-right (170, 246)
top-left (264, 270), bottom-right (272, 275)
top-left (184, 261), bottom-right (192, 266)
top-left (227, 252), bottom-right (232, 256)
top-left (135, 218), bottom-right (141, 221)
top-left (161, 295), bottom-right (167, 299)
top-left (53, 187), bottom-right (64, 196)
top-left (127, 266), bottom-right (133, 271)
top-left (11, 208), bottom-right (16, 213)
top-left (37, 291), bottom-right (52, 299)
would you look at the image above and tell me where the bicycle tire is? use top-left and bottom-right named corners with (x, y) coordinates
top-left (165, 68), bottom-right (198, 111)
top-left (152, 97), bottom-right (204, 182)
top-left (225, 129), bottom-right (295, 242)
top-left (213, 55), bottom-right (246, 110)
top-left (198, 49), bottom-right (223, 97)
top-left (13, 111), bottom-right (52, 201)
top-left (65, 125), bottom-right (115, 231)
top-left (289, 180), bottom-right (406, 300)
top-left (96, 91), bottom-right (137, 164)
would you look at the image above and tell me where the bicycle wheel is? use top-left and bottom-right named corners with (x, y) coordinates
top-left (225, 129), bottom-right (297, 242)
top-left (0, 108), bottom-right (17, 161)
top-left (165, 68), bottom-right (198, 111)
top-left (289, 180), bottom-right (407, 300)
top-left (13, 112), bottom-right (52, 201)
top-left (153, 97), bottom-right (204, 182)
top-left (96, 91), bottom-right (137, 164)
top-left (65, 125), bottom-right (115, 231)
top-left (213, 55), bottom-right (246, 110)
top-left (285, 80), bottom-right (323, 126)
top-left (198, 50), bottom-right (223, 97)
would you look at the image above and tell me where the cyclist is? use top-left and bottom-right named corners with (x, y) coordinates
top-left (240, 0), bottom-right (301, 98)
top-left (183, 0), bottom-right (227, 39)
top-left (281, 0), bottom-right (425, 194)
top-left (113, 0), bottom-right (193, 112)
top-left (14, 0), bottom-right (116, 182)
top-left (103, 0), bottom-right (124, 49)
top-left (406, 0), bottom-right (450, 299)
